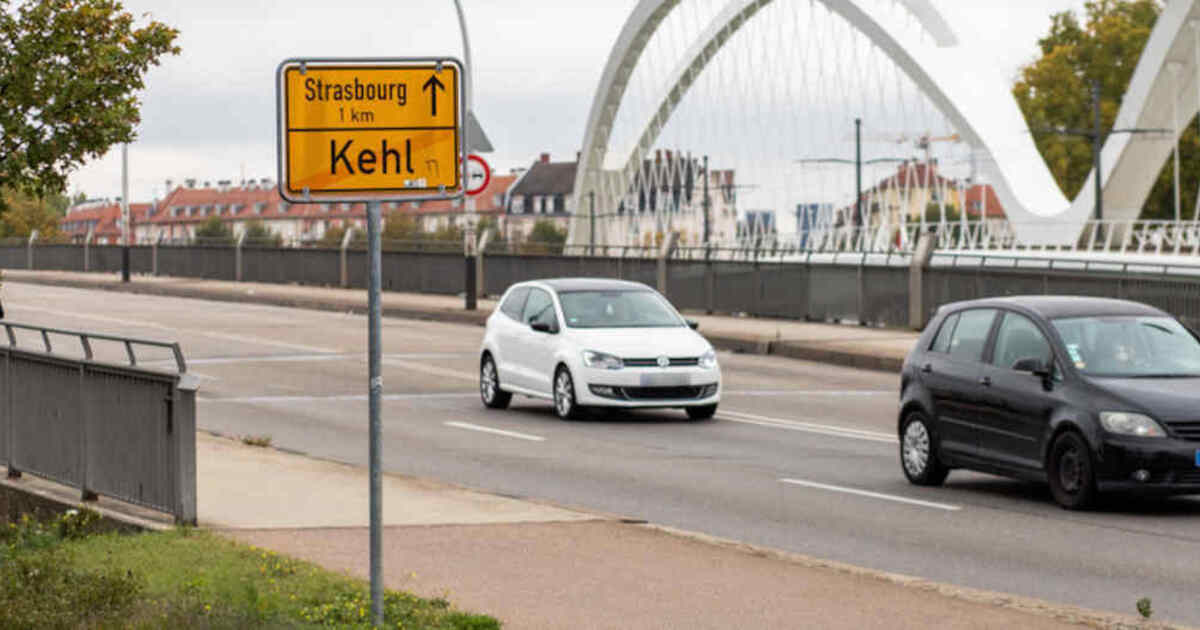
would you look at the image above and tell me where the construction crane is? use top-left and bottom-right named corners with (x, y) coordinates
top-left (854, 131), bottom-right (961, 164)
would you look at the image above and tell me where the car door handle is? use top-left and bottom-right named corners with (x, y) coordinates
top-left (978, 376), bottom-right (992, 387)
top-left (921, 363), bottom-right (932, 374)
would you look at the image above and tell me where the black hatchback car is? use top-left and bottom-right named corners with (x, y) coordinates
top-left (899, 296), bottom-right (1200, 509)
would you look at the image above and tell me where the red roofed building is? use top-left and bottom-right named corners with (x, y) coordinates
top-left (61, 200), bottom-right (152, 245)
top-left (963, 184), bottom-right (1006, 220)
top-left (127, 174), bottom-right (518, 245)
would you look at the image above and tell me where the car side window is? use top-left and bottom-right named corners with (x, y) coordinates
top-left (522, 289), bottom-right (557, 329)
top-left (991, 312), bottom-right (1052, 370)
top-left (500, 287), bottom-right (529, 321)
top-left (947, 309), bottom-right (997, 362)
top-left (929, 313), bottom-right (960, 354)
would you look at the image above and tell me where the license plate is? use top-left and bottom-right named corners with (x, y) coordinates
top-left (1195, 450), bottom-right (1200, 468)
top-left (639, 372), bottom-right (689, 387)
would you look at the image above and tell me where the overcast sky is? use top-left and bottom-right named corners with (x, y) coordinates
top-left (68, 0), bottom-right (1088, 203)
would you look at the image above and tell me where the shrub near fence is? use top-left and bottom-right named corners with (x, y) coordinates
top-left (6, 242), bottom-right (1200, 329)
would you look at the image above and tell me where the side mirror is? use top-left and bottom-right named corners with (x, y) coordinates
top-left (686, 319), bottom-right (700, 330)
top-left (530, 321), bottom-right (554, 334)
top-left (1011, 357), bottom-right (1050, 378)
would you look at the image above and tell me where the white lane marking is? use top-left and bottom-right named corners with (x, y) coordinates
top-left (722, 389), bottom-right (892, 397)
top-left (12, 304), bottom-right (341, 354)
top-left (14, 304), bottom-right (172, 331)
top-left (720, 409), bottom-right (897, 444)
top-left (168, 352), bottom-right (473, 366)
top-left (199, 331), bottom-right (338, 354)
top-left (201, 392), bottom-right (475, 404)
top-left (382, 358), bottom-right (476, 382)
top-left (779, 478), bottom-right (961, 512)
top-left (445, 421), bottom-right (545, 442)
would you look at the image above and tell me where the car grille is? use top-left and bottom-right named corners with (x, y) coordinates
top-left (620, 386), bottom-right (705, 400)
top-left (593, 384), bottom-right (718, 401)
top-left (1165, 421), bottom-right (1200, 442)
top-left (622, 357), bottom-right (700, 368)
top-left (1170, 470), bottom-right (1200, 485)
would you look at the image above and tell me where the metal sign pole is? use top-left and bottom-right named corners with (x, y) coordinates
top-left (121, 144), bottom-right (131, 283)
top-left (366, 199), bottom-right (384, 626)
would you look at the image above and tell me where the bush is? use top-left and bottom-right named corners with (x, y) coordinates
top-left (194, 216), bottom-right (233, 245)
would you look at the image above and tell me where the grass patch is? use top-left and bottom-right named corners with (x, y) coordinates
top-left (1, 510), bottom-right (499, 629)
top-left (241, 434), bottom-right (273, 448)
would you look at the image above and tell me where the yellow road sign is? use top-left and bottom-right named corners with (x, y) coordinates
top-left (277, 60), bottom-right (463, 201)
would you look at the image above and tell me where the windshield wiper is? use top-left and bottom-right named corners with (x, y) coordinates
top-left (1141, 322), bottom-right (1176, 335)
top-left (1126, 373), bottom-right (1200, 378)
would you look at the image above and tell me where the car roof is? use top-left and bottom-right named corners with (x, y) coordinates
top-left (942, 295), bottom-right (1166, 320)
top-left (522, 278), bottom-right (653, 293)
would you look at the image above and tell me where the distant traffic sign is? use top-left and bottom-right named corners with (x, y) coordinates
top-left (276, 58), bottom-right (465, 202)
top-left (465, 154), bottom-right (491, 196)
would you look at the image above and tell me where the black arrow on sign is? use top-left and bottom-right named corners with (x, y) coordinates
top-left (422, 74), bottom-right (445, 117)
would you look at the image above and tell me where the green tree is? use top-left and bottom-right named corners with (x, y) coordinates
top-left (0, 188), bottom-right (67, 239)
top-left (193, 216), bottom-right (232, 245)
top-left (1013, 1), bottom-right (1192, 220)
top-left (318, 225), bottom-right (347, 248)
top-left (525, 219), bottom-right (567, 253)
top-left (382, 213), bottom-right (423, 242)
top-left (243, 219), bottom-right (282, 247)
top-left (922, 203), bottom-right (962, 225)
top-left (0, 0), bottom-right (179, 212)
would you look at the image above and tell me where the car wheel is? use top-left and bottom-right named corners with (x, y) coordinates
top-left (553, 367), bottom-right (583, 420)
top-left (686, 404), bottom-right (717, 420)
top-left (900, 412), bottom-right (949, 486)
top-left (1047, 431), bottom-right (1097, 510)
top-left (480, 355), bottom-right (512, 410)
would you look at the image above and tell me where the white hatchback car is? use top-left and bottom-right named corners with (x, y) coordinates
top-left (480, 278), bottom-right (721, 420)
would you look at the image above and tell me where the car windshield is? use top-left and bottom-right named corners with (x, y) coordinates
top-left (558, 290), bottom-right (685, 328)
top-left (1051, 315), bottom-right (1200, 377)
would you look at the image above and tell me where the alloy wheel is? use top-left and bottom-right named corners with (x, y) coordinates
top-left (1058, 447), bottom-right (1083, 494)
top-left (481, 359), bottom-right (497, 404)
top-left (555, 370), bottom-right (574, 418)
top-left (902, 420), bottom-right (931, 477)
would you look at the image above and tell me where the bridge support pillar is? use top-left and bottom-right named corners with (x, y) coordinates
top-left (908, 230), bottom-right (937, 330)
top-left (657, 232), bottom-right (680, 297)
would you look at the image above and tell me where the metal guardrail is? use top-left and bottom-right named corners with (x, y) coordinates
top-left (1, 321), bottom-right (188, 373)
top-left (0, 322), bottom-right (196, 524)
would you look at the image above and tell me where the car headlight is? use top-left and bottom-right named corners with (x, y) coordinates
top-left (582, 350), bottom-right (623, 370)
top-left (1098, 411), bottom-right (1166, 438)
top-left (699, 349), bottom-right (718, 370)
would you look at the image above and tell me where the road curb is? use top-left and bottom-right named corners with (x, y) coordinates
top-left (643, 524), bottom-right (1186, 630)
top-left (10, 273), bottom-right (903, 372)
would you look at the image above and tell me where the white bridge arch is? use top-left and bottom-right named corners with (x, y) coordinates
top-left (568, 0), bottom-right (1200, 251)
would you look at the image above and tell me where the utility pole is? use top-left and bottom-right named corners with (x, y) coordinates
top-left (121, 144), bottom-right (130, 283)
top-left (796, 119), bottom-right (902, 235)
top-left (1091, 81), bottom-right (1103, 222)
top-left (855, 118), bottom-right (863, 226)
top-left (703, 155), bottom-right (711, 259)
top-left (589, 190), bottom-right (596, 256)
top-left (1034, 80), bottom-right (1168, 227)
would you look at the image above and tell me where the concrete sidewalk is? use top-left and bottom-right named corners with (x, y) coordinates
top-left (6, 270), bottom-right (917, 372)
top-left (192, 433), bottom-right (1142, 630)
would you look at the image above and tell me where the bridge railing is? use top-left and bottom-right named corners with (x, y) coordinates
top-left (0, 322), bottom-right (196, 525)
top-left (10, 238), bottom-right (1200, 329)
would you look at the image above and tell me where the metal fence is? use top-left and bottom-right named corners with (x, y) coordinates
top-left (0, 322), bottom-right (196, 524)
top-left (8, 242), bottom-right (1200, 329)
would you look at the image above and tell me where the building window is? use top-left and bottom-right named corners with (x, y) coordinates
top-left (279, 201), bottom-right (289, 214)
top-left (511, 195), bottom-right (524, 214)
top-left (554, 195), bottom-right (565, 214)
top-left (322, 203), bottom-right (331, 212)
top-left (254, 203), bottom-right (265, 215)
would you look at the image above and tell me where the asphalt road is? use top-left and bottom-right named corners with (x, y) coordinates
top-left (10, 282), bottom-right (1200, 626)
